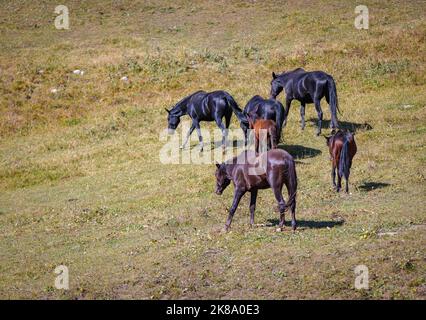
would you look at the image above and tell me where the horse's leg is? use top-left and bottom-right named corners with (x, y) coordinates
top-left (336, 171), bottom-right (342, 192)
top-left (300, 102), bottom-right (306, 130)
top-left (249, 190), bottom-right (258, 226)
top-left (225, 189), bottom-right (245, 231)
top-left (255, 134), bottom-right (259, 154)
top-left (225, 112), bottom-right (231, 129)
top-left (181, 123), bottom-right (195, 149)
top-left (290, 198), bottom-right (297, 231)
top-left (314, 98), bottom-right (323, 136)
top-left (345, 177), bottom-right (349, 193)
top-left (285, 98), bottom-right (292, 127)
top-left (331, 164), bottom-right (336, 189)
top-left (283, 180), bottom-right (297, 231)
top-left (272, 187), bottom-right (286, 231)
top-left (194, 121), bottom-right (203, 152)
top-left (215, 117), bottom-right (227, 151)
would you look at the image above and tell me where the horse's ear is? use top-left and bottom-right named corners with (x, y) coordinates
top-left (215, 162), bottom-right (221, 169)
top-left (324, 135), bottom-right (331, 145)
top-left (272, 72), bottom-right (277, 79)
top-left (165, 108), bottom-right (170, 114)
top-left (330, 129), bottom-right (336, 135)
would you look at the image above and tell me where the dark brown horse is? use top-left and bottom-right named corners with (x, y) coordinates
top-left (325, 129), bottom-right (357, 193)
top-left (215, 149), bottom-right (297, 231)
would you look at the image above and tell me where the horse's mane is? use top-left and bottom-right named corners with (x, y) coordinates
top-left (281, 68), bottom-right (305, 77)
top-left (170, 90), bottom-right (205, 114)
top-left (334, 129), bottom-right (353, 141)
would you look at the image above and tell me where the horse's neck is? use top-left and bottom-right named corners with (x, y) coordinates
top-left (225, 162), bottom-right (236, 178)
top-left (171, 101), bottom-right (188, 116)
top-left (278, 74), bottom-right (291, 85)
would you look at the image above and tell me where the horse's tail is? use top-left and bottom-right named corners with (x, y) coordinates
top-left (268, 124), bottom-right (278, 149)
top-left (338, 135), bottom-right (351, 180)
top-left (327, 76), bottom-right (340, 128)
top-left (284, 157), bottom-right (297, 213)
top-left (224, 93), bottom-right (245, 121)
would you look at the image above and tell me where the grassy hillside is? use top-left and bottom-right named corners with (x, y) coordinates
top-left (0, 0), bottom-right (425, 299)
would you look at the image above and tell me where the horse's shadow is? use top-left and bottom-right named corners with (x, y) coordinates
top-left (210, 139), bottom-right (245, 149)
top-left (209, 141), bottom-right (322, 161)
top-left (267, 218), bottom-right (344, 229)
top-left (307, 118), bottom-right (373, 132)
top-left (278, 144), bottom-right (321, 159)
top-left (358, 181), bottom-right (390, 192)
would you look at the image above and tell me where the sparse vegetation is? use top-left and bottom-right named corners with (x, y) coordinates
top-left (0, 0), bottom-right (425, 299)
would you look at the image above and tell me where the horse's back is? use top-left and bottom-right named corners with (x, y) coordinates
top-left (189, 90), bottom-right (208, 105)
top-left (330, 130), bottom-right (357, 161)
top-left (267, 148), bottom-right (293, 163)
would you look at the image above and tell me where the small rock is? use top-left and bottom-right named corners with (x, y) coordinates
top-left (50, 88), bottom-right (59, 94)
top-left (402, 104), bottom-right (413, 109)
top-left (120, 76), bottom-right (129, 82)
top-left (73, 69), bottom-right (84, 75)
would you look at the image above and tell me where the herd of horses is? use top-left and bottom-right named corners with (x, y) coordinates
top-left (165, 68), bottom-right (357, 231)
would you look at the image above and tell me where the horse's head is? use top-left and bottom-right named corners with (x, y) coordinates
top-left (270, 71), bottom-right (284, 99)
top-left (165, 108), bottom-right (180, 134)
top-left (215, 163), bottom-right (231, 195)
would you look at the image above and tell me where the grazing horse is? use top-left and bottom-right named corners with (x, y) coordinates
top-left (247, 117), bottom-right (278, 153)
top-left (231, 95), bottom-right (286, 145)
top-left (325, 129), bottom-right (357, 193)
top-left (215, 149), bottom-right (297, 231)
top-left (166, 90), bottom-right (241, 151)
top-left (270, 68), bottom-right (340, 135)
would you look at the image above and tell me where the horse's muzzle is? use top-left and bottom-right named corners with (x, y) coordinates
top-left (215, 189), bottom-right (223, 195)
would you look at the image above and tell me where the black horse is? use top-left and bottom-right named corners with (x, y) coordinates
top-left (166, 90), bottom-right (242, 151)
top-left (229, 95), bottom-right (286, 145)
top-left (270, 68), bottom-right (340, 135)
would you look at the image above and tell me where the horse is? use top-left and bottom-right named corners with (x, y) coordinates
top-left (325, 129), bottom-right (357, 193)
top-left (247, 117), bottom-right (278, 153)
top-left (231, 95), bottom-right (286, 145)
top-left (215, 149), bottom-right (297, 231)
top-left (270, 68), bottom-right (340, 135)
top-left (165, 90), bottom-right (242, 151)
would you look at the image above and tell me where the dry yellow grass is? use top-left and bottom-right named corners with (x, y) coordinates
top-left (0, 0), bottom-right (425, 299)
